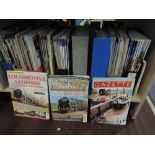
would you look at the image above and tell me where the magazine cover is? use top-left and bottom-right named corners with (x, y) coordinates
top-left (90, 77), bottom-right (135, 125)
top-left (7, 71), bottom-right (49, 120)
top-left (48, 76), bottom-right (89, 122)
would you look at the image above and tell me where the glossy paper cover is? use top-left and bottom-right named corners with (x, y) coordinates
top-left (90, 77), bottom-right (135, 125)
top-left (7, 71), bottom-right (49, 120)
top-left (48, 76), bottom-right (89, 122)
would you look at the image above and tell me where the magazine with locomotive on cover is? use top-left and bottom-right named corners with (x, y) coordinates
top-left (7, 70), bottom-right (50, 120)
top-left (90, 77), bottom-right (135, 125)
top-left (48, 75), bottom-right (89, 122)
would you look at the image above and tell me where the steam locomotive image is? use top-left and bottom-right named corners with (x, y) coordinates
top-left (14, 89), bottom-right (23, 98)
top-left (13, 89), bottom-right (48, 108)
top-left (57, 97), bottom-right (87, 114)
top-left (58, 97), bottom-right (70, 113)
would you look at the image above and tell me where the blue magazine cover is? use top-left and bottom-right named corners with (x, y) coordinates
top-left (48, 75), bottom-right (89, 122)
top-left (90, 77), bottom-right (135, 125)
top-left (91, 31), bottom-right (112, 77)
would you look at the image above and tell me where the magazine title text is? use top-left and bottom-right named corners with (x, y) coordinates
top-left (94, 81), bottom-right (132, 88)
top-left (50, 79), bottom-right (87, 91)
top-left (8, 74), bottom-right (46, 87)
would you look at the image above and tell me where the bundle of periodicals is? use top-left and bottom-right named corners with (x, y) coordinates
top-left (0, 24), bottom-right (71, 75)
top-left (0, 24), bottom-right (151, 78)
top-left (91, 27), bottom-right (151, 77)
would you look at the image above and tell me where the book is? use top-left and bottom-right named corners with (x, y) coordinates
top-left (133, 60), bottom-right (146, 95)
top-left (15, 30), bottom-right (33, 70)
top-left (5, 36), bottom-right (22, 70)
top-left (23, 30), bottom-right (43, 72)
top-left (90, 76), bottom-right (135, 125)
top-left (0, 43), bottom-right (14, 71)
top-left (125, 30), bottom-right (151, 73)
top-left (0, 33), bottom-right (15, 70)
top-left (52, 29), bottom-right (71, 74)
top-left (7, 71), bottom-right (50, 120)
top-left (48, 75), bottom-right (89, 122)
top-left (72, 28), bottom-right (89, 75)
top-left (107, 28), bottom-right (130, 77)
top-left (0, 26), bottom-right (28, 70)
top-left (0, 64), bottom-right (8, 90)
top-left (38, 27), bottom-right (57, 74)
top-left (107, 27), bottom-right (117, 77)
top-left (114, 29), bottom-right (130, 76)
top-left (38, 29), bottom-right (50, 73)
top-left (47, 30), bottom-right (55, 75)
top-left (91, 30), bottom-right (112, 77)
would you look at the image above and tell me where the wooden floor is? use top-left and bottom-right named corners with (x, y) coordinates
top-left (0, 93), bottom-right (155, 135)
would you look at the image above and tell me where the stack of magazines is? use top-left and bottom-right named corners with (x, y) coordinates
top-left (0, 24), bottom-right (71, 75)
top-left (124, 30), bottom-right (151, 72)
top-left (91, 27), bottom-right (151, 78)
top-left (107, 28), bottom-right (130, 77)
top-left (0, 22), bottom-right (151, 79)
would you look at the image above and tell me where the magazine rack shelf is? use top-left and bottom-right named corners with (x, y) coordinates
top-left (0, 19), bottom-right (155, 120)
top-left (120, 19), bottom-right (155, 119)
top-left (130, 47), bottom-right (155, 119)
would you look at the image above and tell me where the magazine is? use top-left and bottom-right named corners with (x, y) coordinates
top-left (0, 64), bottom-right (8, 89)
top-left (48, 75), bottom-right (89, 122)
top-left (90, 77), bottom-right (135, 125)
top-left (7, 71), bottom-right (49, 120)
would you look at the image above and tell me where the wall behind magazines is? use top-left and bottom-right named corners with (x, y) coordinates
top-left (121, 19), bottom-right (155, 49)
top-left (0, 19), bottom-right (42, 30)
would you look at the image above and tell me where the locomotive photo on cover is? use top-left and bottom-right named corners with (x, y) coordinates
top-left (48, 76), bottom-right (89, 122)
top-left (90, 78), bottom-right (135, 125)
top-left (7, 71), bottom-right (50, 120)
